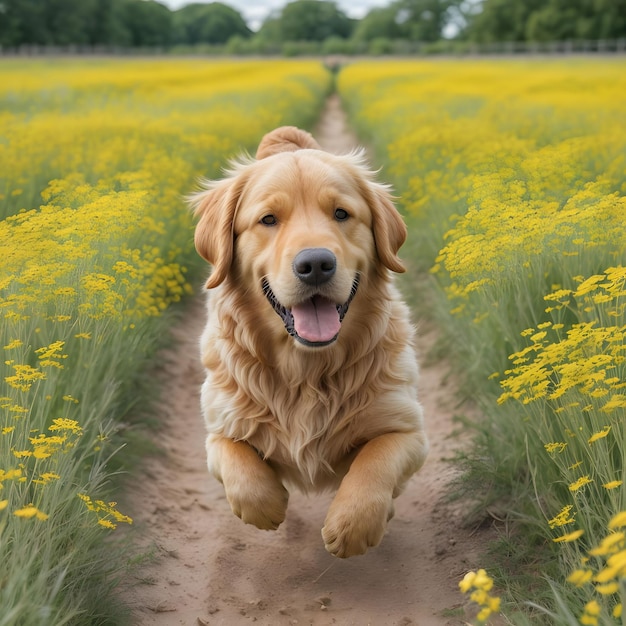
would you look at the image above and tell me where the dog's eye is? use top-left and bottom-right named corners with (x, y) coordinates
top-left (334, 208), bottom-right (349, 221)
top-left (260, 214), bottom-right (277, 226)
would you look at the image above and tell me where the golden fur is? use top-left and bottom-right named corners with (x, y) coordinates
top-left (191, 126), bottom-right (428, 558)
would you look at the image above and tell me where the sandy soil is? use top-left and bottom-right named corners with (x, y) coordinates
top-left (120, 95), bottom-right (491, 626)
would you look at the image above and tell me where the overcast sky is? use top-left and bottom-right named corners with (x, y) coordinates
top-left (162, 1), bottom-right (393, 31)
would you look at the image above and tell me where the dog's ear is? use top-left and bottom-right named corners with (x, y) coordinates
top-left (366, 182), bottom-right (407, 274)
top-left (256, 126), bottom-right (321, 159)
top-left (190, 174), bottom-right (247, 289)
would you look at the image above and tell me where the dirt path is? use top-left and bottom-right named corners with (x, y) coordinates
top-left (120, 95), bottom-right (488, 626)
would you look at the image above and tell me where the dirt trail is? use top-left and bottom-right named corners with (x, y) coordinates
top-left (121, 95), bottom-right (488, 626)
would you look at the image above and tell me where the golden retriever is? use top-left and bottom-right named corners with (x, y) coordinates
top-left (190, 126), bottom-right (428, 558)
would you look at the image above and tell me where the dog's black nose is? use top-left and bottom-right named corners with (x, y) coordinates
top-left (293, 248), bottom-right (336, 286)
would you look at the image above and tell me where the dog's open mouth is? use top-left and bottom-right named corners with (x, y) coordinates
top-left (262, 276), bottom-right (360, 347)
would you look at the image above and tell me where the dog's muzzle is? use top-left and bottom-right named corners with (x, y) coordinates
top-left (262, 275), bottom-right (360, 347)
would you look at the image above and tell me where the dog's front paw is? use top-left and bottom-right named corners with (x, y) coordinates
top-left (321, 491), bottom-right (392, 558)
top-left (223, 466), bottom-right (288, 531)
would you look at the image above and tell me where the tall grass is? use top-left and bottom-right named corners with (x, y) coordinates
top-left (0, 58), bottom-right (331, 624)
top-left (338, 59), bottom-right (626, 623)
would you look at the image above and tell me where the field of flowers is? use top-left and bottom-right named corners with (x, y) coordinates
top-left (0, 58), bottom-right (330, 624)
top-left (339, 59), bottom-right (626, 624)
top-left (5, 55), bottom-right (624, 624)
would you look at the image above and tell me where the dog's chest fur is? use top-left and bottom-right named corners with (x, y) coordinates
top-left (205, 342), bottom-right (386, 491)
top-left (201, 281), bottom-right (416, 492)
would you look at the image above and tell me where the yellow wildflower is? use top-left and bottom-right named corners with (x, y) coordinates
top-left (580, 600), bottom-right (601, 626)
top-left (12, 449), bottom-right (32, 459)
top-left (548, 505), bottom-right (575, 529)
top-left (33, 472), bottom-right (61, 486)
top-left (4, 364), bottom-right (46, 392)
top-left (566, 569), bottom-right (593, 587)
top-left (3, 339), bottom-right (23, 350)
top-left (603, 480), bottom-right (623, 490)
top-left (602, 395), bottom-right (626, 413)
top-left (609, 512), bottom-right (626, 530)
top-left (35, 341), bottom-right (68, 369)
top-left (49, 418), bottom-right (83, 434)
top-left (588, 426), bottom-right (611, 443)
top-left (14, 505), bottom-right (49, 521)
top-left (458, 569), bottom-right (501, 623)
top-left (588, 532), bottom-right (625, 556)
top-left (77, 493), bottom-right (133, 529)
top-left (569, 476), bottom-right (593, 492)
top-left (553, 529), bottom-right (584, 543)
top-left (595, 582), bottom-right (619, 595)
top-left (98, 519), bottom-right (116, 529)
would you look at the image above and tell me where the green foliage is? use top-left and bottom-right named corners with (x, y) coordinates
top-left (0, 0), bottom-right (173, 47)
top-left (352, 7), bottom-right (403, 42)
top-left (0, 0), bottom-right (464, 50)
top-left (1, 0), bottom-right (625, 50)
top-left (396, 0), bottom-right (459, 42)
top-left (0, 0), bottom-right (114, 47)
top-left (125, 0), bottom-right (173, 47)
top-left (0, 0), bottom-right (252, 48)
top-left (172, 2), bottom-right (251, 45)
top-left (277, 0), bottom-right (353, 42)
top-left (466, 0), bottom-right (626, 42)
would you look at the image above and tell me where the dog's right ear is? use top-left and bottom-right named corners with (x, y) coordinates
top-left (190, 174), bottom-right (247, 289)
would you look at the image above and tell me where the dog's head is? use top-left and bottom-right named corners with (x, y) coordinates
top-left (191, 126), bottom-right (407, 349)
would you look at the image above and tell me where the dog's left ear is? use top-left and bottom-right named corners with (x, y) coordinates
top-left (366, 182), bottom-right (407, 274)
top-left (190, 173), bottom-right (247, 289)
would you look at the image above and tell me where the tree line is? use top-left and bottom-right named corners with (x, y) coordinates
top-left (1, 0), bottom-right (625, 53)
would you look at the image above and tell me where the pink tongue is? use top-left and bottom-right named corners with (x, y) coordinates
top-left (291, 296), bottom-right (341, 343)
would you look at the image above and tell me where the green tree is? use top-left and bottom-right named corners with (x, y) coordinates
top-left (464, 0), bottom-right (543, 42)
top-left (124, 0), bottom-right (172, 47)
top-left (0, 0), bottom-right (97, 46)
top-left (464, 0), bottom-right (626, 42)
top-left (255, 13), bottom-right (282, 44)
top-left (395, 0), bottom-right (461, 42)
top-left (352, 6), bottom-right (404, 41)
top-left (529, 0), bottom-right (626, 40)
top-left (87, 0), bottom-right (132, 46)
top-left (276, 0), bottom-right (353, 42)
top-left (589, 0), bottom-right (626, 39)
top-left (0, 0), bottom-right (133, 48)
top-left (525, 2), bottom-right (582, 41)
top-left (173, 2), bottom-right (251, 45)
top-left (0, 0), bottom-right (38, 46)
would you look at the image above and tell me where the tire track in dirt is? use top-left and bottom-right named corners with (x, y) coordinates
top-left (120, 94), bottom-right (489, 626)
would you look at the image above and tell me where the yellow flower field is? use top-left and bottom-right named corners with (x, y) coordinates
top-left (4, 54), bottom-right (624, 624)
top-left (0, 58), bottom-right (330, 624)
top-left (339, 59), bottom-right (626, 623)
